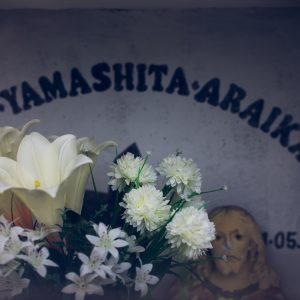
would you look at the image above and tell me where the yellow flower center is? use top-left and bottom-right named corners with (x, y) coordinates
top-left (34, 179), bottom-right (41, 189)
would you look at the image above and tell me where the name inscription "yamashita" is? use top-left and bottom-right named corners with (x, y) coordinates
top-left (0, 62), bottom-right (299, 163)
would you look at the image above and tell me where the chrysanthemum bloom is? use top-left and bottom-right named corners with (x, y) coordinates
top-left (108, 153), bottom-right (157, 192)
top-left (166, 206), bottom-right (215, 260)
top-left (0, 120), bottom-right (39, 228)
top-left (157, 154), bottom-right (201, 200)
top-left (0, 132), bottom-right (93, 226)
top-left (121, 185), bottom-right (171, 233)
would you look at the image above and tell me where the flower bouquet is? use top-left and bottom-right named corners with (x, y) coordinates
top-left (0, 120), bottom-right (222, 300)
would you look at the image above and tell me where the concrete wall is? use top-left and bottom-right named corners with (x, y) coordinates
top-left (0, 8), bottom-right (299, 299)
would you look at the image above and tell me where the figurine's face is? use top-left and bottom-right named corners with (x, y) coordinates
top-left (211, 210), bottom-right (251, 276)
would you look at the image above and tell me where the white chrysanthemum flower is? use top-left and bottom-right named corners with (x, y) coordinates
top-left (108, 153), bottom-right (157, 192)
top-left (134, 263), bottom-right (159, 297)
top-left (121, 186), bottom-right (171, 234)
top-left (85, 223), bottom-right (128, 261)
top-left (166, 207), bottom-right (215, 260)
top-left (157, 154), bottom-right (201, 200)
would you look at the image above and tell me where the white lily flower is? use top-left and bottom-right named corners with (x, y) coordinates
top-left (5, 231), bottom-right (32, 257)
top-left (0, 120), bottom-right (39, 160)
top-left (0, 120), bottom-right (39, 226)
top-left (0, 268), bottom-right (30, 298)
top-left (0, 132), bottom-right (93, 225)
top-left (62, 272), bottom-right (103, 300)
top-left (0, 243), bottom-right (15, 265)
top-left (0, 215), bottom-right (24, 244)
top-left (18, 247), bottom-right (57, 277)
top-left (22, 225), bottom-right (60, 242)
top-left (125, 235), bottom-right (145, 254)
top-left (0, 260), bottom-right (20, 277)
top-left (134, 263), bottom-right (159, 297)
top-left (107, 256), bottom-right (131, 284)
top-left (78, 248), bottom-right (114, 279)
top-left (86, 223), bottom-right (128, 261)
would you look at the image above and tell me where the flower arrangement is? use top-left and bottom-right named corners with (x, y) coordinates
top-left (0, 120), bottom-right (223, 300)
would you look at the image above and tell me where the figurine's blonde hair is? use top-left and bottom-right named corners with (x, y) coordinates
top-left (200, 205), bottom-right (279, 289)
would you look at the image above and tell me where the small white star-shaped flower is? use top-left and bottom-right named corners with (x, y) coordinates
top-left (134, 263), bottom-right (159, 297)
top-left (86, 223), bottom-right (128, 260)
top-left (0, 215), bottom-right (23, 244)
top-left (62, 272), bottom-right (103, 300)
top-left (18, 247), bottom-right (57, 277)
top-left (78, 248), bottom-right (114, 279)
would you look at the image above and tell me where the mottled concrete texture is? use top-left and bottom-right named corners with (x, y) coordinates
top-left (0, 8), bottom-right (299, 299)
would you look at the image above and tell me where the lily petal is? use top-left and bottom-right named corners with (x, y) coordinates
top-left (0, 157), bottom-right (19, 189)
top-left (13, 188), bottom-right (66, 226)
top-left (17, 132), bottom-right (59, 188)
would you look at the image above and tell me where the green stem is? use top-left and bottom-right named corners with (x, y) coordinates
top-left (89, 164), bottom-right (100, 203)
top-left (111, 192), bottom-right (122, 227)
top-left (135, 153), bottom-right (150, 188)
top-left (10, 192), bottom-right (14, 226)
top-left (199, 186), bottom-right (226, 195)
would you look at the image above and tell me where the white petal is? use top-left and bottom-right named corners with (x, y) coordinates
top-left (115, 262), bottom-right (131, 273)
top-left (40, 247), bottom-right (49, 259)
top-left (86, 284), bottom-right (104, 296)
top-left (95, 269), bottom-right (106, 278)
top-left (63, 164), bottom-right (89, 214)
top-left (108, 228), bottom-right (121, 240)
top-left (62, 283), bottom-right (77, 294)
top-left (97, 223), bottom-right (107, 236)
top-left (109, 247), bottom-right (119, 259)
top-left (64, 154), bottom-right (92, 181)
top-left (78, 252), bottom-right (89, 264)
top-left (17, 132), bottom-right (59, 187)
top-left (0, 253), bottom-right (15, 264)
top-left (85, 235), bottom-right (100, 246)
top-left (112, 239), bottom-right (128, 248)
top-left (75, 290), bottom-right (86, 300)
top-left (44, 259), bottom-right (58, 267)
top-left (0, 157), bottom-right (19, 189)
top-left (142, 264), bottom-right (153, 273)
top-left (146, 275), bottom-right (159, 285)
top-left (80, 265), bottom-right (92, 277)
top-left (13, 188), bottom-right (65, 226)
top-left (36, 265), bottom-right (47, 277)
top-left (53, 135), bottom-right (77, 181)
top-left (65, 272), bottom-right (80, 283)
top-left (135, 282), bottom-right (148, 297)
